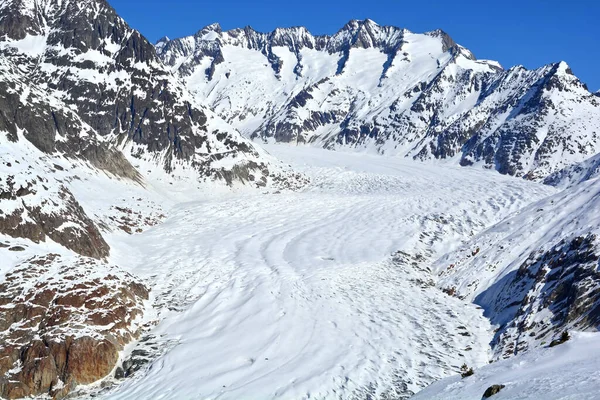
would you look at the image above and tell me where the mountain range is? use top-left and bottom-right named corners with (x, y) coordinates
top-left (1, 0), bottom-right (600, 399)
top-left (157, 20), bottom-right (600, 179)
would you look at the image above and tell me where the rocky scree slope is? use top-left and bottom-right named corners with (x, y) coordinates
top-left (158, 19), bottom-right (600, 179)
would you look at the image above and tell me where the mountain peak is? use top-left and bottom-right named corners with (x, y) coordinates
top-left (0, 0), bottom-right (121, 40)
top-left (204, 22), bottom-right (222, 32)
top-left (340, 18), bottom-right (380, 32)
top-left (555, 60), bottom-right (573, 75)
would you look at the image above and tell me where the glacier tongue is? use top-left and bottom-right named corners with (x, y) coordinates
top-left (97, 144), bottom-right (555, 400)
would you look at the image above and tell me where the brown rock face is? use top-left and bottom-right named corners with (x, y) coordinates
top-left (0, 254), bottom-right (149, 399)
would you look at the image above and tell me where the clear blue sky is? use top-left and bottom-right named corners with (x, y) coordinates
top-left (110, 0), bottom-right (599, 91)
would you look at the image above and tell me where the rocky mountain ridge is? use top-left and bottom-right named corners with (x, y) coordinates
top-left (436, 176), bottom-right (600, 360)
top-left (0, 0), bottom-right (299, 188)
top-left (158, 19), bottom-right (600, 179)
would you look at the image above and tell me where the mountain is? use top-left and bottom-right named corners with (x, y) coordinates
top-left (2, 2), bottom-right (600, 399)
top-left (157, 20), bottom-right (600, 179)
top-left (544, 152), bottom-right (600, 188)
top-left (0, 0), bottom-right (297, 188)
top-left (0, 0), bottom-right (310, 263)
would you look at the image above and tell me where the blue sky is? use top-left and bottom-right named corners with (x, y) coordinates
top-left (110, 0), bottom-right (599, 90)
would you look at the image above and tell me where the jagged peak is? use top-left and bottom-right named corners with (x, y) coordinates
top-left (327, 18), bottom-right (405, 52)
top-left (454, 45), bottom-right (476, 60)
top-left (544, 61), bottom-right (592, 92)
top-left (424, 29), bottom-right (480, 62)
top-left (271, 25), bottom-right (313, 37)
top-left (0, 0), bottom-right (125, 40)
top-left (339, 18), bottom-right (380, 32)
top-left (504, 62), bottom-right (576, 79)
top-left (508, 64), bottom-right (527, 72)
top-left (554, 60), bottom-right (574, 75)
top-left (157, 20), bottom-right (487, 65)
top-left (2, 0), bottom-right (111, 16)
top-left (204, 22), bottom-right (222, 32)
top-left (188, 22), bottom-right (223, 41)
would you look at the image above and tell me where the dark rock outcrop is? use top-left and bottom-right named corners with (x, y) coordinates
top-left (482, 384), bottom-right (505, 398)
top-left (478, 234), bottom-right (600, 358)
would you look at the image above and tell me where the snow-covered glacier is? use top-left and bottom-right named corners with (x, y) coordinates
top-left (2, 1), bottom-right (600, 399)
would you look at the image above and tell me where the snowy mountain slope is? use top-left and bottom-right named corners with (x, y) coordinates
top-left (158, 20), bottom-right (600, 179)
top-left (435, 176), bottom-right (600, 360)
top-left (0, 121), bottom-right (266, 398)
top-left (83, 145), bottom-right (557, 400)
top-left (0, 137), bottom-right (156, 399)
top-left (544, 152), bottom-right (600, 188)
top-left (411, 331), bottom-right (600, 400)
top-left (0, 0), bottom-right (299, 188)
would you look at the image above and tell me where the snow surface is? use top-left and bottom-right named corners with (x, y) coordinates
top-left (92, 144), bottom-right (555, 399)
top-left (412, 331), bottom-right (600, 400)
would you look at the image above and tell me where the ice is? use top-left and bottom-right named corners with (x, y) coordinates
top-left (98, 144), bottom-right (554, 399)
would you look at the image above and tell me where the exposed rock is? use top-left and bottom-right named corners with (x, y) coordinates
top-left (482, 384), bottom-right (505, 398)
top-left (483, 234), bottom-right (600, 357)
top-left (549, 331), bottom-right (571, 347)
top-left (544, 152), bottom-right (600, 188)
top-left (7, 246), bottom-right (25, 251)
top-left (0, 254), bottom-right (149, 399)
top-left (460, 363), bottom-right (474, 378)
top-left (0, 0), bottom-right (296, 188)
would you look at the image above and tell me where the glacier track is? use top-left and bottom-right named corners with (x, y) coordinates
top-left (77, 145), bottom-right (558, 400)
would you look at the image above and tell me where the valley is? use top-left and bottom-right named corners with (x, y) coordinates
top-left (95, 145), bottom-right (555, 399)
top-left (1, 1), bottom-right (600, 398)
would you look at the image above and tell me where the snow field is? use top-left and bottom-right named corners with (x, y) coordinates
top-left (100, 145), bottom-right (555, 399)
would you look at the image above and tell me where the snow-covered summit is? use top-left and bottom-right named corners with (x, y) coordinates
top-left (157, 19), bottom-right (600, 180)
